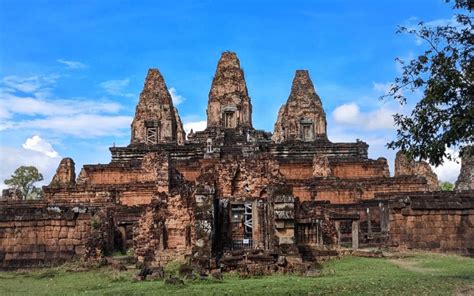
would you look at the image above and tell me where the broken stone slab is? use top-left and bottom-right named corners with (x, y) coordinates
top-left (351, 249), bottom-right (384, 258)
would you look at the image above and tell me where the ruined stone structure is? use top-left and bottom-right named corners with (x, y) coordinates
top-left (1, 51), bottom-right (473, 270)
top-left (456, 152), bottom-right (474, 191)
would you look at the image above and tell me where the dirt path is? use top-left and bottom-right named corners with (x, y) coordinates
top-left (454, 285), bottom-right (474, 296)
top-left (389, 258), bottom-right (439, 273)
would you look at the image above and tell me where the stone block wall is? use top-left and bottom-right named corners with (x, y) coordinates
top-left (0, 202), bottom-right (103, 269)
top-left (76, 152), bottom-right (169, 190)
top-left (330, 159), bottom-right (389, 179)
top-left (44, 184), bottom-right (158, 206)
top-left (388, 191), bottom-right (474, 254)
top-left (291, 177), bottom-right (429, 203)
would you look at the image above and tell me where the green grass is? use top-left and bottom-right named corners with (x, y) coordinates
top-left (0, 252), bottom-right (472, 295)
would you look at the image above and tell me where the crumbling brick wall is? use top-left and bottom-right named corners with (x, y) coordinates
top-left (133, 192), bottom-right (194, 267)
top-left (395, 151), bottom-right (439, 191)
top-left (0, 202), bottom-right (112, 269)
top-left (388, 191), bottom-right (474, 255)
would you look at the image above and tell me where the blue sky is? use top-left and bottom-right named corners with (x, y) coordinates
top-left (0, 0), bottom-right (463, 188)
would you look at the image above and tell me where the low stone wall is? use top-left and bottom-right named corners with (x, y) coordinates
top-left (0, 201), bottom-right (109, 269)
top-left (388, 191), bottom-right (474, 255)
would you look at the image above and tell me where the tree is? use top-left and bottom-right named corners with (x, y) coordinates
top-left (386, 0), bottom-right (473, 166)
top-left (4, 166), bottom-right (44, 200)
top-left (439, 181), bottom-right (455, 191)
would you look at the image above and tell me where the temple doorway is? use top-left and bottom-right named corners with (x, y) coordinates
top-left (230, 203), bottom-right (253, 250)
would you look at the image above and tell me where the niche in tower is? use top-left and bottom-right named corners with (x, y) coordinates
top-left (145, 120), bottom-right (160, 144)
top-left (300, 118), bottom-right (314, 141)
top-left (223, 106), bottom-right (237, 129)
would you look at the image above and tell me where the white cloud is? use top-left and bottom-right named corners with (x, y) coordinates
top-left (431, 148), bottom-right (462, 183)
top-left (22, 135), bottom-right (59, 158)
top-left (332, 102), bottom-right (395, 130)
top-left (332, 103), bottom-right (360, 124)
top-left (99, 78), bottom-right (134, 97)
top-left (0, 73), bottom-right (130, 138)
top-left (2, 74), bottom-right (59, 93)
top-left (183, 120), bottom-right (207, 135)
top-left (0, 92), bottom-right (122, 119)
top-left (169, 87), bottom-right (185, 106)
top-left (0, 141), bottom-right (61, 191)
top-left (57, 59), bottom-right (88, 69)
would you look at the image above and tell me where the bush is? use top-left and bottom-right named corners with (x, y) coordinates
top-left (164, 259), bottom-right (186, 277)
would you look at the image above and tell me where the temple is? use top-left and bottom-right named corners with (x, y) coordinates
top-left (1, 51), bottom-right (473, 271)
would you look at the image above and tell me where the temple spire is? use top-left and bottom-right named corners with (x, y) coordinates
top-left (130, 69), bottom-right (185, 145)
top-left (272, 70), bottom-right (327, 143)
top-left (206, 51), bottom-right (253, 129)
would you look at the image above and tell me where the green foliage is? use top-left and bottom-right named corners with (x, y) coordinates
top-left (439, 181), bottom-right (455, 190)
top-left (91, 217), bottom-right (102, 230)
top-left (0, 252), bottom-right (472, 295)
top-left (4, 166), bottom-right (44, 200)
top-left (386, 0), bottom-right (473, 166)
top-left (163, 259), bottom-right (186, 277)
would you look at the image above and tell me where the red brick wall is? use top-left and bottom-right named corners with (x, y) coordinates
top-left (279, 163), bottom-right (313, 180)
top-left (330, 162), bottom-right (388, 179)
top-left (0, 203), bottom-right (93, 269)
top-left (291, 180), bottom-right (427, 204)
top-left (388, 195), bottom-right (474, 254)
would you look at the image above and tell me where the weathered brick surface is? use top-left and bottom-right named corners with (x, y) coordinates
top-left (387, 192), bottom-right (474, 254)
top-left (49, 158), bottom-right (76, 188)
top-left (0, 202), bottom-right (103, 269)
top-left (395, 151), bottom-right (439, 190)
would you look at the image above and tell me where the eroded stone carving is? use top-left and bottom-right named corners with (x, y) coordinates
top-left (312, 155), bottom-right (331, 177)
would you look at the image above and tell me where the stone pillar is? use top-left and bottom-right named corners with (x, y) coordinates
top-left (380, 203), bottom-right (388, 233)
top-left (252, 199), bottom-right (262, 249)
top-left (192, 187), bottom-right (215, 269)
top-left (335, 221), bottom-right (341, 246)
top-left (367, 208), bottom-right (372, 238)
top-left (352, 221), bottom-right (359, 249)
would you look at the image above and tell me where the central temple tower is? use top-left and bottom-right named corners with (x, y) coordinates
top-left (206, 51), bottom-right (253, 129)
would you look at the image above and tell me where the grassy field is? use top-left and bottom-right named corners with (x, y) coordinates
top-left (0, 252), bottom-right (473, 295)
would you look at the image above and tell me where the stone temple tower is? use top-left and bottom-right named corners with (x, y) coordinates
top-left (206, 51), bottom-right (253, 130)
top-left (272, 70), bottom-right (327, 143)
top-left (131, 69), bottom-right (185, 145)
